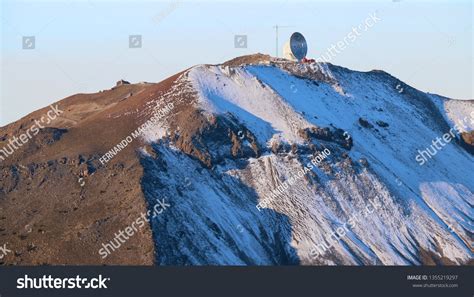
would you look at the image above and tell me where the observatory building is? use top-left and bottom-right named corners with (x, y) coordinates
top-left (283, 32), bottom-right (308, 62)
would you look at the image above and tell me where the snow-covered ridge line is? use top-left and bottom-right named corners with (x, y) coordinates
top-left (141, 56), bottom-right (473, 265)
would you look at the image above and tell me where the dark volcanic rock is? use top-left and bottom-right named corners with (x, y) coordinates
top-left (299, 126), bottom-right (352, 150)
top-left (359, 118), bottom-right (374, 129)
top-left (376, 120), bottom-right (389, 128)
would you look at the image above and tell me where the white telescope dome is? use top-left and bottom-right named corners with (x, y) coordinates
top-left (282, 32), bottom-right (308, 62)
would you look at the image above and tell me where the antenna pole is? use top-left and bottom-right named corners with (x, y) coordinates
top-left (275, 25), bottom-right (279, 57)
top-left (273, 25), bottom-right (292, 58)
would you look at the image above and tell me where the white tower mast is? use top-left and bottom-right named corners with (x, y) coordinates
top-left (273, 25), bottom-right (292, 57)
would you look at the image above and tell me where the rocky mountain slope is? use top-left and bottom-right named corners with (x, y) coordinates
top-left (0, 54), bottom-right (472, 265)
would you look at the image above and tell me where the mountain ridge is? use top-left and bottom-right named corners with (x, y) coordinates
top-left (0, 54), bottom-right (472, 265)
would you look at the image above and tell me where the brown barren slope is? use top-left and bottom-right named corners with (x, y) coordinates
top-left (0, 75), bottom-right (187, 265)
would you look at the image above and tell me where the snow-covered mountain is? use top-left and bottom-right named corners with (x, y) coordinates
top-left (1, 54), bottom-right (472, 265)
top-left (138, 54), bottom-right (473, 265)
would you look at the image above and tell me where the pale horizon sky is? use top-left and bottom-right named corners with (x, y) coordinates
top-left (1, 0), bottom-right (473, 126)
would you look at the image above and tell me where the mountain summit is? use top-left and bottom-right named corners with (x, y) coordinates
top-left (1, 54), bottom-right (472, 265)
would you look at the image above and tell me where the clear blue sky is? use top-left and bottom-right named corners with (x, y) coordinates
top-left (1, 0), bottom-right (472, 126)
